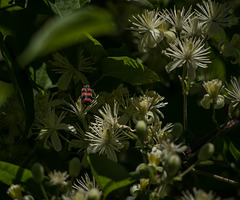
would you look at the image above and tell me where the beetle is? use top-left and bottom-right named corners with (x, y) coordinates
top-left (80, 85), bottom-right (95, 105)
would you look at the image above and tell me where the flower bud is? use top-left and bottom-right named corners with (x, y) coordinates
top-left (166, 154), bottom-right (181, 177)
top-left (198, 143), bottom-right (215, 161)
top-left (135, 120), bottom-right (147, 142)
top-left (7, 184), bottom-right (22, 199)
top-left (69, 157), bottom-right (81, 178)
top-left (200, 94), bottom-right (213, 109)
top-left (213, 95), bottom-right (225, 109)
top-left (145, 111), bottom-right (154, 124)
top-left (171, 122), bottom-right (183, 140)
top-left (222, 43), bottom-right (236, 57)
top-left (231, 34), bottom-right (240, 49)
top-left (87, 188), bottom-right (101, 200)
top-left (130, 184), bottom-right (140, 197)
top-left (31, 163), bottom-right (44, 183)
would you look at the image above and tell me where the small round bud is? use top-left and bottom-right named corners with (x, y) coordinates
top-left (135, 120), bottom-right (147, 142)
top-left (166, 154), bottom-right (181, 177)
top-left (87, 188), bottom-right (101, 200)
top-left (200, 94), bottom-right (213, 109)
top-left (31, 163), bottom-right (44, 183)
top-left (69, 157), bottom-right (81, 178)
top-left (171, 122), bottom-right (183, 140)
top-left (198, 143), bottom-right (215, 161)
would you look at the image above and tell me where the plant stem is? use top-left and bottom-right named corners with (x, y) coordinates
top-left (192, 168), bottom-right (240, 186)
top-left (40, 183), bottom-right (49, 200)
top-left (178, 160), bottom-right (200, 178)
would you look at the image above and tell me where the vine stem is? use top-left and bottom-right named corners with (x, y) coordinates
top-left (40, 183), bottom-right (49, 200)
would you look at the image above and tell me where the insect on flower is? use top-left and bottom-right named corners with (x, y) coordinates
top-left (80, 85), bottom-right (95, 105)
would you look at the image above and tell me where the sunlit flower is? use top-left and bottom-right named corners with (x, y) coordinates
top-left (73, 173), bottom-right (98, 192)
top-left (35, 108), bottom-right (69, 151)
top-left (48, 170), bottom-right (69, 186)
top-left (181, 187), bottom-right (221, 200)
top-left (225, 76), bottom-right (240, 107)
top-left (195, 0), bottom-right (237, 38)
top-left (129, 9), bottom-right (165, 52)
top-left (86, 119), bottom-right (127, 162)
top-left (160, 6), bottom-right (193, 34)
top-left (164, 37), bottom-right (211, 80)
top-left (98, 101), bottom-right (119, 129)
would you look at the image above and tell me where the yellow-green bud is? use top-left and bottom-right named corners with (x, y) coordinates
top-left (198, 143), bottom-right (215, 161)
top-left (7, 184), bottom-right (22, 199)
top-left (171, 122), bottom-right (183, 140)
top-left (166, 154), bottom-right (181, 177)
top-left (69, 157), bottom-right (81, 178)
top-left (87, 188), bottom-right (101, 200)
top-left (136, 120), bottom-right (147, 142)
top-left (31, 163), bottom-right (44, 183)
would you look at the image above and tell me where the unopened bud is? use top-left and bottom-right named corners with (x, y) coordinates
top-left (136, 120), bottom-right (147, 142)
top-left (69, 157), bottom-right (81, 178)
top-left (231, 34), bottom-right (240, 48)
top-left (198, 143), bottom-right (215, 161)
top-left (31, 163), bottom-right (44, 183)
top-left (166, 154), bottom-right (181, 177)
top-left (171, 123), bottom-right (183, 140)
top-left (222, 43), bottom-right (236, 57)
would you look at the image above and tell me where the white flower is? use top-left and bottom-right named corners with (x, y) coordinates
top-left (64, 96), bottom-right (98, 120)
top-left (86, 118), bottom-right (127, 162)
top-left (195, 0), bottom-right (237, 39)
top-left (7, 184), bottom-right (22, 199)
top-left (181, 187), bottom-right (221, 200)
top-left (73, 173), bottom-right (98, 192)
top-left (48, 170), bottom-right (69, 186)
top-left (160, 6), bottom-right (193, 34)
top-left (35, 108), bottom-right (69, 152)
top-left (182, 16), bottom-right (204, 38)
top-left (164, 37), bottom-right (211, 80)
top-left (225, 76), bottom-right (240, 107)
top-left (129, 9), bottom-right (165, 52)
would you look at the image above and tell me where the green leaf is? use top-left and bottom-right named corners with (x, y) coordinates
top-left (0, 161), bottom-right (43, 198)
top-left (0, 33), bottom-right (34, 139)
top-left (18, 7), bottom-right (114, 67)
top-left (100, 57), bottom-right (160, 85)
top-left (49, 0), bottom-right (80, 16)
top-left (87, 154), bottom-right (134, 199)
top-left (228, 140), bottom-right (240, 161)
top-left (79, 0), bottom-right (91, 7)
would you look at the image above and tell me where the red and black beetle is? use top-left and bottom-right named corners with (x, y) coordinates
top-left (80, 85), bottom-right (95, 105)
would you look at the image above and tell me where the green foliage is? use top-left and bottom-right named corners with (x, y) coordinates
top-left (100, 57), bottom-right (160, 85)
top-left (1, 0), bottom-right (240, 199)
